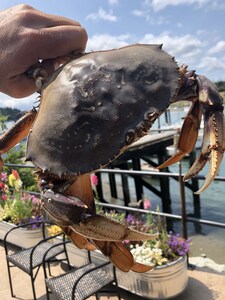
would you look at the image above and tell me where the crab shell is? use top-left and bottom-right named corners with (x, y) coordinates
top-left (25, 44), bottom-right (179, 177)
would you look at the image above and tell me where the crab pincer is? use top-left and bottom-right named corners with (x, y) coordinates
top-left (158, 72), bottom-right (225, 193)
top-left (42, 175), bottom-right (157, 272)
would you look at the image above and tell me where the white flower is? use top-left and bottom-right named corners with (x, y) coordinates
top-left (130, 241), bottom-right (168, 266)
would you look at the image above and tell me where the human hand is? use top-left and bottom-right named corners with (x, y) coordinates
top-left (0, 4), bottom-right (87, 98)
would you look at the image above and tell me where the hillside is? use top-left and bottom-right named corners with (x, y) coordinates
top-left (0, 107), bottom-right (22, 121)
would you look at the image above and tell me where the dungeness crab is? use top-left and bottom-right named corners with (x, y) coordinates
top-left (0, 44), bottom-right (224, 272)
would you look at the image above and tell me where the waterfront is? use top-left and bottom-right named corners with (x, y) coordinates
top-left (99, 107), bottom-right (225, 265)
top-left (154, 109), bottom-right (225, 264)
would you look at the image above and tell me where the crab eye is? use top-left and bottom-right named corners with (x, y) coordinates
top-left (48, 198), bottom-right (52, 203)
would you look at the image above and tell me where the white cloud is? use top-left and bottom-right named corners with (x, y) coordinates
top-left (86, 7), bottom-right (117, 22)
top-left (86, 32), bottom-right (207, 72)
top-left (132, 9), bottom-right (169, 25)
top-left (140, 33), bottom-right (203, 62)
top-left (86, 34), bottom-right (131, 51)
top-left (108, 0), bottom-right (118, 5)
top-left (132, 9), bottom-right (146, 17)
top-left (208, 41), bottom-right (225, 54)
top-left (144, 0), bottom-right (215, 11)
top-left (86, 32), bottom-right (225, 80)
top-left (0, 93), bottom-right (37, 111)
top-left (197, 56), bottom-right (225, 72)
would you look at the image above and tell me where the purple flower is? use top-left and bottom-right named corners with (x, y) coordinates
top-left (30, 216), bottom-right (43, 229)
top-left (168, 233), bottom-right (191, 257)
top-left (126, 214), bottom-right (135, 224)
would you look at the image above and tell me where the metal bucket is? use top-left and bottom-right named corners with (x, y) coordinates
top-left (116, 256), bottom-right (188, 299)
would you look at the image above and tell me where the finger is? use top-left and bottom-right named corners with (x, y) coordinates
top-left (4, 75), bottom-right (36, 98)
top-left (5, 24), bottom-right (87, 98)
top-left (41, 54), bottom-right (80, 74)
top-left (18, 5), bottom-right (82, 28)
top-left (40, 59), bottom-right (59, 75)
top-left (36, 25), bottom-right (88, 58)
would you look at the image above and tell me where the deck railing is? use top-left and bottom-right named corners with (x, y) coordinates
top-left (5, 162), bottom-right (225, 241)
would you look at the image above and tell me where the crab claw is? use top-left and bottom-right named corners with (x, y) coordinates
top-left (158, 73), bottom-right (225, 193)
top-left (92, 240), bottom-right (154, 273)
top-left (183, 109), bottom-right (225, 194)
top-left (72, 214), bottom-right (158, 242)
top-left (62, 226), bottom-right (96, 251)
top-left (131, 261), bottom-right (155, 273)
top-left (42, 175), bottom-right (158, 272)
top-left (93, 240), bottom-right (134, 272)
top-left (42, 189), bottom-right (158, 243)
top-left (158, 100), bottom-right (202, 169)
top-left (182, 76), bottom-right (225, 193)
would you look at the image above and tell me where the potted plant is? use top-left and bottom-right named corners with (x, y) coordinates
top-left (0, 170), bottom-right (44, 248)
top-left (114, 202), bottom-right (190, 299)
top-left (123, 232), bottom-right (190, 299)
top-left (48, 193), bottom-right (190, 299)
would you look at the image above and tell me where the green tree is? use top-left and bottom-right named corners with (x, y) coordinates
top-left (3, 145), bottom-right (38, 192)
top-left (0, 114), bottom-right (8, 132)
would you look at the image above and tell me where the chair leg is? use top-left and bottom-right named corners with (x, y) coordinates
top-left (43, 261), bottom-right (51, 300)
top-left (48, 261), bottom-right (52, 277)
top-left (45, 287), bottom-right (51, 300)
top-left (96, 294), bottom-right (100, 300)
top-left (113, 266), bottom-right (121, 300)
top-left (6, 262), bottom-right (15, 298)
top-left (30, 270), bottom-right (37, 300)
top-left (65, 246), bottom-right (72, 270)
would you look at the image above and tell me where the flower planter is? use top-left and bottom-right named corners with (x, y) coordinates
top-left (66, 243), bottom-right (89, 267)
top-left (62, 242), bottom-right (188, 299)
top-left (65, 242), bottom-right (108, 267)
top-left (0, 221), bottom-right (43, 248)
top-left (116, 256), bottom-right (188, 299)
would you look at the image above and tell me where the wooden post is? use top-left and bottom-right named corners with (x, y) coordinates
top-left (158, 151), bottom-right (172, 214)
top-left (132, 157), bottom-right (144, 202)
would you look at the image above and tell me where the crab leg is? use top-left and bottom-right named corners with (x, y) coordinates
top-left (0, 109), bottom-right (37, 170)
top-left (158, 100), bottom-right (202, 169)
top-left (65, 173), bottom-right (96, 212)
top-left (59, 174), bottom-right (97, 251)
top-left (72, 214), bottom-right (158, 241)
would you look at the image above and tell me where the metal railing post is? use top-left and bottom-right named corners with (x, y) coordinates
top-left (178, 162), bottom-right (187, 239)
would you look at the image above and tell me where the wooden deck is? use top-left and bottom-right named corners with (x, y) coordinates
top-left (128, 131), bottom-right (176, 151)
top-left (97, 131), bottom-right (177, 211)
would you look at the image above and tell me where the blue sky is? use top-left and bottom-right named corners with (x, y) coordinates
top-left (0, 0), bottom-right (225, 110)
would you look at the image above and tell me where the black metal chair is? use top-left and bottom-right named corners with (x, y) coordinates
top-left (45, 250), bottom-right (121, 300)
top-left (4, 220), bottom-right (71, 299)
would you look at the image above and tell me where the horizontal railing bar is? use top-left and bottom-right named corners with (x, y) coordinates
top-left (5, 163), bottom-right (35, 169)
top-left (5, 163), bottom-right (225, 183)
top-left (4, 163), bottom-right (225, 229)
top-left (99, 168), bottom-right (225, 182)
top-left (99, 203), bottom-right (225, 229)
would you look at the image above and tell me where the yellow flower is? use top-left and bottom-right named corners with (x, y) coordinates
top-left (8, 173), bottom-right (22, 191)
top-left (47, 225), bottom-right (62, 236)
top-left (8, 173), bottom-right (16, 187)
